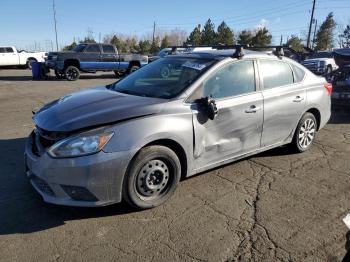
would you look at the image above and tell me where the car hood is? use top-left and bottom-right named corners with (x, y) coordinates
top-left (33, 86), bottom-right (166, 132)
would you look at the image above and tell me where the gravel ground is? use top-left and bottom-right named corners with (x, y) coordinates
top-left (0, 69), bottom-right (350, 262)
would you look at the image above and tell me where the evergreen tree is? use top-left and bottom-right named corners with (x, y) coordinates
top-left (138, 40), bottom-right (152, 54)
top-left (62, 41), bottom-right (77, 51)
top-left (315, 12), bottom-right (336, 51)
top-left (201, 19), bottom-right (216, 45)
top-left (286, 35), bottom-right (304, 52)
top-left (339, 24), bottom-right (350, 47)
top-left (150, 36), bottom-right (160, 54)
top-left (237, 30), bottom-right (254, 45)
top-left (252, 27), bottom-right (272, 46)
top-left (161, 35), bottom-right (170, 49)
top-left (110, 35), bottom-right (126, 53)
top-left (216, 21), bottom-right (235, 45)
top-left (186, 25), bottom-right (202, 45)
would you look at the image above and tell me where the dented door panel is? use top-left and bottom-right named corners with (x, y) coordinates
top-left (192, 92), bottom-right (264, 169)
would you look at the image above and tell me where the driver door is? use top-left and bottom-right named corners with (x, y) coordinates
top-left (189, 60), bottom-right (264, 170)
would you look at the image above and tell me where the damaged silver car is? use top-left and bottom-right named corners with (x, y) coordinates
top-left (25, 46), bottom-right (332, 209)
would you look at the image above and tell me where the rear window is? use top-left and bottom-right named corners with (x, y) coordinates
top-left (0, 48), bottom-right (5, 53)
top-left (259, 60), bottom-right (294, 89)
top-left (102, 45), bottom-right (115, 53)
top-left (291, 64), bottom-right (305, 82)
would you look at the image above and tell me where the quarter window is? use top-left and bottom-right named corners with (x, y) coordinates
top-left (259, 60), bottom-right (294, 89)
top-left (5, 47), bottom-right (14, 53)
top-left (202, 60), bottom-right (256, 99)
top-left (85, 45), bottom-right (100, 53)
top-left (291, 64), bottom-right (305, 82)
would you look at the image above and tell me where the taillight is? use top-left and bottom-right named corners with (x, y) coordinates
top-left (324, 82), bottom-right (332, 95)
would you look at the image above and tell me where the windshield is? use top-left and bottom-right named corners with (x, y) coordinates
top-left (72, 44), bottom-right (87, 52)
top-left (111, 57), bottom-right (216, 99)
top-left (310, 52), bottom-right (333, 59)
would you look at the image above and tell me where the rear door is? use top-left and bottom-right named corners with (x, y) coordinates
top-left (258, 59), bottom-right (306, 147)
top-left (101, 45), bottom-right (119, 70)
top-left (5, 47), bottom-right (18, 65)
top-left (80, 44), bottom-right (102, 70)
top-left (190, 60), bottom-right (264, 169)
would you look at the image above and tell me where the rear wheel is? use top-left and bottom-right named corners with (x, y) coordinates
top-left (64, 65), bottom-right (80, 81)
top-left (26, 59), bottom-right (36, 70)
top-left (127, 65), bottom-right (140, 74)
top-left (291, 112), bottom-right (317, 152)
top-left (123, 145), bottom-right (181, 209)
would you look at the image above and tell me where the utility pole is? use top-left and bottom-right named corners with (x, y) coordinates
top-left (280, 35), bottom-right (283, 46)
top-left (312, 19), bottom-right (318, 49)
top-left (307, 0), bottom-right (316, 48)
top-left (52, 0), bottom-right (59, 51)
top-left (152, 21), bottom-right (156, 45)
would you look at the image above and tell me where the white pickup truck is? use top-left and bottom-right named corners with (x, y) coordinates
top-left (301, 51), bottom-right (338, 75)
top-left (0, 46), bottom-right (47, 69)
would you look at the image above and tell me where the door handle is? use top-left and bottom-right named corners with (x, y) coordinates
top-left (293, 96), bottom-right (304, 102)
top-left (245, 105), bottom-right (261, 113)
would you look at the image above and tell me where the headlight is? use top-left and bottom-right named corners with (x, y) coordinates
top-left (48, 131), bottom-right (114, 158)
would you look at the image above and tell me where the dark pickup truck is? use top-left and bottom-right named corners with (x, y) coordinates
top-left (45, 43), bottom-right (148, 80)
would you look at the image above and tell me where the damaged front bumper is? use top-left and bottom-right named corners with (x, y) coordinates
top-left (24, 132), bottom-right (133, 207)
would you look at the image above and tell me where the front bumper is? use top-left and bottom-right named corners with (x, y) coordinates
top-left (24, 133), bottom-right (134, 207)
top-left (45, 60), bottom-right (64, 70)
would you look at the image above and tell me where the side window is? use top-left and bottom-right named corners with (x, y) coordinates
top-left (5, 47), bottom-right (14, 53)
top-left (102, 45), bottom-right (115, 53)
top-left (0, 48), bottom-right (5, 53)
top-left (259, 60), bottom-right (294, 89)
top-left (291, 64), bottom-right (305, 82)
top-left (202, 60), bottom-right (256, 99)
top-left (85, 45), bottom-right (100, 53)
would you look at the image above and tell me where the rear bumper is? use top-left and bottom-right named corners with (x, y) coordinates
top-left (24, 133), bottom-right (134, 207)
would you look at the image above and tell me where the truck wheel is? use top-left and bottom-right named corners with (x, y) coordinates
top-left (64, 66), bottom-right (80, 81)
top-left (122, 145), bottom-right (181, 209)
top-left (54, 70), bottom-right (65, 79)
top-left (127, 65), bottom-right (140, 75)
top-left (26, 59), bottom-right (37, 70)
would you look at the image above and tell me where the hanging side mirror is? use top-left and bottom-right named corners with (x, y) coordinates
top-left (196, 96), bottom-right (218, 120)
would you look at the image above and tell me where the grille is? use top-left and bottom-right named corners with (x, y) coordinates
top-left (32, 176), bottom-right (55, 196)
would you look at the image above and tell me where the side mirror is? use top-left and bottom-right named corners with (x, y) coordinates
top-left (197, 96), bottom-right (218, 120)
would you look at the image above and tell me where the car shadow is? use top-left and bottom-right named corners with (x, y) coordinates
top-left (0, 137), bottom-right (138, 236)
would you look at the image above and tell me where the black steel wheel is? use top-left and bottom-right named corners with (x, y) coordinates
top-left (64, 65), bottom-right (80, 81)
top-left (123, 145), bottom-right (181, 209)
top-left (127, 65), bottom-right (140, 75)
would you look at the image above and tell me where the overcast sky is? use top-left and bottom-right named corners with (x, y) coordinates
top-left (0, 0), bottom-right (349, 50)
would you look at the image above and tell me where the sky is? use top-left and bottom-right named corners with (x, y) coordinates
top-left (0, 0), bottom-right (349, 51)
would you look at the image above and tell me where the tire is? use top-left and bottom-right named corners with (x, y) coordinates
top-left (64, 65), bottom-right (80, 81)
top-left (114, 70), bottom-right (125, 78)
top-left (127, 65), bottom-right (140, 75)
top-left (291, 112), bottom-right (317, 153)
top-left (123, 145), bottom-right (181, 209)
top-left (54, 70), bottom-right (65, 79)
top-left (26, 59), bottom-right (36, 70)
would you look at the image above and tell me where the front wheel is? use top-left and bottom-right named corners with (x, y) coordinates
top-left (54, 70), bottom-right (65, 79)
top-left (64, 65), bottom-right (80, 81)
top-left (123, 145), bottom-right (181, 209)
top-left (291, 112), bottom-right (317, 152)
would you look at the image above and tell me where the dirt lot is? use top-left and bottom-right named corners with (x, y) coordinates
top-left (0, 69), bottom-right (350, 262)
